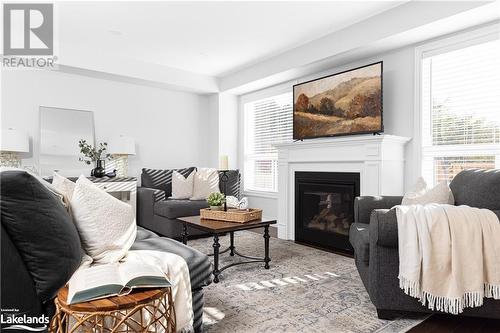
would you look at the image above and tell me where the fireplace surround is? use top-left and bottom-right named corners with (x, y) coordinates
top-left (295, 171), bottom-right (360, 253)
top-left (275, 135), bottom-right (410, 241)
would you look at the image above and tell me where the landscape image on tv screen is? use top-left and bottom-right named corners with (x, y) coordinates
top-left (293, 62), bottom-right (383, 140)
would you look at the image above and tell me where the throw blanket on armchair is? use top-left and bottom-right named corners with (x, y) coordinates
top-left (395, 204), bottom-right (500, 314)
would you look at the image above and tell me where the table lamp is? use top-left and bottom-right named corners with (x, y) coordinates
top-left (108, 135), bottom-right (136, 177)
top-left (1, 128), bottom-right (29, 168)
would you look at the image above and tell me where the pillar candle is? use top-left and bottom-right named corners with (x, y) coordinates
top-left (219, 155), bottom-right (229, 170)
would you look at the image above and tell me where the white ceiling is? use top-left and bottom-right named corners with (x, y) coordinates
top-left (58, 1), bottom-right (407, 77)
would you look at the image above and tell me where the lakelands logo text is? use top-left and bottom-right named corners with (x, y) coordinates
top-left (1, 312), bottom-right (49, 331)
top-left (2, 3), bottom-right (57, 69)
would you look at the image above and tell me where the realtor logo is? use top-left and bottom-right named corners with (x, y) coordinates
top-left (1, 309), bottom-right (49, 331)
top-left (3, 3), bottom-right (53, 56)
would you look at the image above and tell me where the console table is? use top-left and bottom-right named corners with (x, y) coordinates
top-left (89, 177), bottom-right (137, 214)
top-left (46, 176), bottom-right (137, 214)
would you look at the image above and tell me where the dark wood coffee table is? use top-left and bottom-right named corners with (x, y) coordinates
top-left (177, 216), bottom-right (277, 283)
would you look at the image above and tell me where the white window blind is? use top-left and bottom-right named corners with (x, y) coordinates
top-left (244, 92), bottom-right (293, 192)
top-left (421, 37), bottom-right (500, 186)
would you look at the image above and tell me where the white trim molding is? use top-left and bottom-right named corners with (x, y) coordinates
top-left (243, 190), bottom-right (278, 200)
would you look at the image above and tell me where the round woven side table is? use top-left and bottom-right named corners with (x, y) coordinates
top-left (49, 286), bottom-right (176, 333)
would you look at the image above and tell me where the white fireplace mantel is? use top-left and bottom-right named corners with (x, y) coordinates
top-left (274, 134), bottom-right (411, 240)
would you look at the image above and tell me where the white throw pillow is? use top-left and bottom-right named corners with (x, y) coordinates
top-left (52, 172), bottom-right (76, 200)
top-left (71, 175), bottom-right (136, 263)
top-left (402, 177), bottom-right (454, 205)
top-left (171, 170), bottom-right (194, 199)
top-left (190, 168), bottom-right (220, 200)
top-left (401, 177), bottom-right (427, 205)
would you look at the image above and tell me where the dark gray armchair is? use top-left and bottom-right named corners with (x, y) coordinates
top-left (349, 169), bottom-right (500, 319)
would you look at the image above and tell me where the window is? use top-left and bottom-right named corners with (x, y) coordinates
top-left (420, 35), bottom-right (500, 186)
top-left (243, 92), bottom-right (293, 192)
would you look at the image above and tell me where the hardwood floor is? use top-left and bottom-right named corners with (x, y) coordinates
top-left (409, 315), bottom-right (500, 333)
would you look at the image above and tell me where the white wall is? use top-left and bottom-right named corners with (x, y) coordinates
top-left (218, 93), bottom-right (238, 169)
top-left (204, 94), bottom-right (220, 168)
top-left (1, 69), bottom-right (215, 178)
top-left (204, 92), bottom-right (239, 170)
top-left (239, 46), bottom-right (415, 219)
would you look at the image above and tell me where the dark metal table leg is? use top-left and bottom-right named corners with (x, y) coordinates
top-left (229, 231), bottom-right (235, 256)
top-left (213, 234), bottom-right (221, 283)
top-left (264, 225), bottom-right (270, 269)
top-left (182, 223), bottom-right (188, 245)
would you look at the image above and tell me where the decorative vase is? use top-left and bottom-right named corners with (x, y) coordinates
top-left (91, 160), bottom-right (106, 178)
top-left (210, 206), bottom-right (223, 211)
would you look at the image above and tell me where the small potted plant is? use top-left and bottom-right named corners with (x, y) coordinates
top-left (207, 192), bottom-right (225, 211)
top-left (78, 139), bottom-right (110, 177)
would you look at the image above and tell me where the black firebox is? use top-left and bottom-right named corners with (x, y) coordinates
top-left (295, 171), bottom-right (360, 254)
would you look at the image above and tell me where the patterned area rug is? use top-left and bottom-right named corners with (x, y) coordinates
top-left (188, 231), bottom-right (427, 333)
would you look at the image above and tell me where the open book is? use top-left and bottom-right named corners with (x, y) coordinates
top-left (67, 261), bottom-right (171, 304)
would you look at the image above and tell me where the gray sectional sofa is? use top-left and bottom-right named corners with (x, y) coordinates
top-left (137, 167), bottom-right (240, 238)
top-left (1, 170), bottom-right (212, 332)
top-left (349, 169), bottom-right (500, 319)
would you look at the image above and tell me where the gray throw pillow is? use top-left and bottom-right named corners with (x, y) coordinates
top-left (0, 170), bottom-right (83, 302)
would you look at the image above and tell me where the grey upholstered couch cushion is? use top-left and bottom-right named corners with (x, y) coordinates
top-left (349, 223), bottom-right (370, 264)
top-left (131, 227), bottom-right (212, 289)
top-left (450, 168), bottom-right (500, 211)
top-left (154, 199), bottom-right (209, 219)
top-left (354, 196), bottom-right (402, 224)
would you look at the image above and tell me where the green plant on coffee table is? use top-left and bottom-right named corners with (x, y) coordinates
top-left (207, 192), bottom-right (225, 209)
top-left (78, 139), bottom-right (110, 165)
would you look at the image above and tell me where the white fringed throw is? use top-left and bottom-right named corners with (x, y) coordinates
top-left (395, 204), bottom-right (500, 314)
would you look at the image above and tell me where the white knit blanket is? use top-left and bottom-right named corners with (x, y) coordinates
top-left (395, 204), bottom-right (500, 314)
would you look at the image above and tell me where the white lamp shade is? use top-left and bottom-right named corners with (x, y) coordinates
top-left (108, 136), bottom-right (136, 155)
top-left (1, 128), bottom-right (29, 152)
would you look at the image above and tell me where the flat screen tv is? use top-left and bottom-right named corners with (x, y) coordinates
top-left (293, 61), bottom-right (383, 140)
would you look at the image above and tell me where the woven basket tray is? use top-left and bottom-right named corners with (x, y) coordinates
top-left (200, 208), bottom-right (262, 223)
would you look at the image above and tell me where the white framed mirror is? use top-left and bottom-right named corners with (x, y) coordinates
top-left (38, 106), bottom-right (95, 177)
